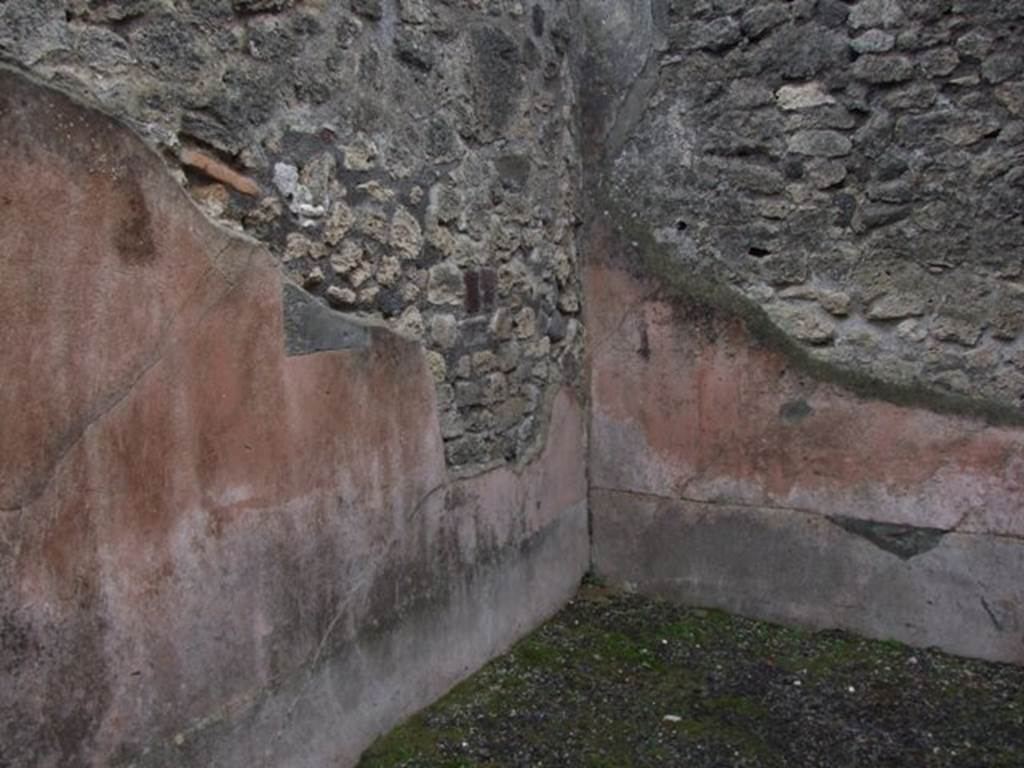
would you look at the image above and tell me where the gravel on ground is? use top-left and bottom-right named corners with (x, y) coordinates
top-left (358, 580), bottom-right (1024, 767)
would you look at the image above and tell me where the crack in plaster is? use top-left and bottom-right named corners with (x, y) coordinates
top-left (1, 243), bottom-right (240, 513)
top-left (591, 485), bottom-right (1024, 547)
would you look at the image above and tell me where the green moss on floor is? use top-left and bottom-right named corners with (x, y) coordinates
top-left (358, 583), bottom-right (1024, 767)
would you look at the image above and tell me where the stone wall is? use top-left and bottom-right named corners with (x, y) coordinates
top-left (581, 0), bottom-right (1024, 667)
top-left (585, 218), bottom-right (1024, 664)
top-left (590, 0), bottom-right (1024, 410)
top-left (0, 69), bottom-right (588, 767)
top-left (0, 0), bottom-right (584, 472)
top-left (4, 0), bottom-right (1024, 762)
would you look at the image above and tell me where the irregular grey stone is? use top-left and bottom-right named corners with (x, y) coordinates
top-left (993, 307), bottom-right (1024, 341)
top-left (784, 104), bottom-right (857, 131)
top-left (394, 29), bottom-right (434, 71)
top-left (691, 17), bottom-right (742, 51)
top-left (233, 0), bottom-right (293, 13)
top-left (819, 289), bottom-right (852, 316)
top-left (395, 305), bottom-right (424, 339)
top-left (740, 4), bottom-right (790, 39)
top-left (776, 82), bottom-right (836, 111)
top-left (918, 47), bottom-right (960, 78)
top-left (848, 0), bottom-right (906, 30)
top-left (867, 293), bottom-right (925, 320)
top-left (995, 82), bottom-right (1024, 116)
top-left (482, 372), bottom-right (508, 404)
top-left (546, 310), bottom-right (568, 342)
top-left (469, 26), bottom-right (524, 137)
top-left (427, 262), bottom-right (464, 307)
top-left (931, 315), bottom-right (983, 347)
top-left (894, 21), bottom-right (951, 51)
top-left (853, 54), bottom-right (915, 83)
top-left (297, 152), bottom-right (335, 216)
top-left (351, 0), bottom-right (382, 21)
top-left (806, 159), bottom-right (848, 189)
top-left (342, 136), bottom-right (379, 172)
top-left (766, 302), bottom-right (837, 344)
top-left (942, 114), bottom-right (1002, 146)
top-left (882, 82), bottom-right (938, 110)
top-left (390, 207), bottom-right (423, 261)
top-left (817, 0), bottom-right (850, 28)
top-left (273, 162), bottom-right (299, 200)
top-left (850, 29), bottom-right (895, 53)
top-left (429, 314), bottom-right (458, 349)
top-left (788, 129), bottom-right (853, 157)
top-left (425, 351), bottom-right (446, 382)
top-left (455, 381), bottom-right (483, 407)
top-left (302, 266), bottom-right (326, 289)
top-left (494, 397), bottom-right (528, 431)
top-left (955, 29), bottom-right (994, 59)
top-left (860, 202), bottom-right (911, 229)
top-left (982, 53), bottom-right (1023, 84)
top-left (723, 80), bottom-right (775, 109)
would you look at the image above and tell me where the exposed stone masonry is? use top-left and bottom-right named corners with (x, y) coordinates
top-left (0, 0), bottom-right (584, 471)
top-left (4, 0), bottom-right (1024, 456)
top-left (3, 5), bottom-right (1024, 765)
top-left (608, 0), bottom-right (1024, 408)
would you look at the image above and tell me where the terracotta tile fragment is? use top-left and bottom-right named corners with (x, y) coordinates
top-left (180, 147), bottom-right (260, 196)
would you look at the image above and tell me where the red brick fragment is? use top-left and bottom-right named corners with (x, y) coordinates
top-left (180, 147), bottom-right (260, 196)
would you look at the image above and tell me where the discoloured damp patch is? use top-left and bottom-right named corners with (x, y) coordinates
top-left (114, 176), bottom-right (157, 265)
top-left (779, 399), bottom-right (813, 425)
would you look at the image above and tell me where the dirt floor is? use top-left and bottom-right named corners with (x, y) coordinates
top-left (358, 580), bottom-right (1024, 768)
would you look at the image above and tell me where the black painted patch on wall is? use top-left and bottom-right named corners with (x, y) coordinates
top-left (282, 282), bottom-right (368, 356)
top-left (829, 516), bottom-right (947, 561)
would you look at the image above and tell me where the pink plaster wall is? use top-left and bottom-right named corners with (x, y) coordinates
top-left (0, 69), bottom-right (588, 767)
top-left (588, 263), bottom-right (1024, 538)
top-left (585, 216), bottom-right (1024, 664)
